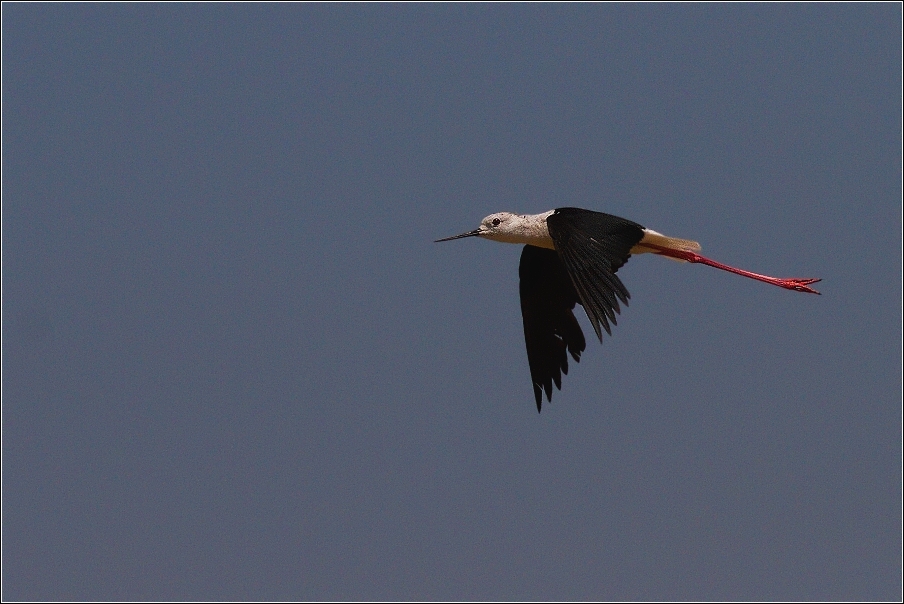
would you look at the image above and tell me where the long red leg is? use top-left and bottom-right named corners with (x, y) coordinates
top-left (642, 243), bottom-right (821, 295)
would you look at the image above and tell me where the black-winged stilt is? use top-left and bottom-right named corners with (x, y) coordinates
top-left (436, 207), bottom-right (820, 412)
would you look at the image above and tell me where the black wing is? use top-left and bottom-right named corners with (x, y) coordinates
top-left (519, 245), bottom-right (587, 412)
top-left (546, 208), bottom-right (645, 342)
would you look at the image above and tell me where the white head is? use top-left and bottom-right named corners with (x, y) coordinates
top-left (435, 211), bottom-right (555, 248)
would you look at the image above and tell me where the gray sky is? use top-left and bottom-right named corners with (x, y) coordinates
top-left (3, 4), bottom-right (901, 601)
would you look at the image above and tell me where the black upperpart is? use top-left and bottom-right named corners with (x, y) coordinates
top-left (520, 208), bottom-right (644, 411)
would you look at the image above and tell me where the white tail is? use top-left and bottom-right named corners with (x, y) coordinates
top-left (632, 229), bottom-right (701, 261)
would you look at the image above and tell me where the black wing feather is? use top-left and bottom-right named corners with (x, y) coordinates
top-left (518, 209), bottom-right (644, 412)
top-left (519, 245), bottom-right (586, 412)
top-left (546, 208), bottom-right (645, 342)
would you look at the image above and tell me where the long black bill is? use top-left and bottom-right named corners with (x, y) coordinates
top-left (434, 229), bottom-right (482, 242)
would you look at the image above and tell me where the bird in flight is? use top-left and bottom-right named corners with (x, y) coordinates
top-left (436, 208), bottom-right (820, 412)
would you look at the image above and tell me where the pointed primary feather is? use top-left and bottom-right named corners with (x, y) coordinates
top-left (546, 208), bottom-right (645, 342)
top-left (519, 245), bottom-right (586, 412)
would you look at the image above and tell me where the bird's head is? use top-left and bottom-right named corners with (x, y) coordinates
top-left (434, 212), bottom-right (524, 243)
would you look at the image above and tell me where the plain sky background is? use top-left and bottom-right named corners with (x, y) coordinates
top-left (3, 4), bottom-right (901, 601)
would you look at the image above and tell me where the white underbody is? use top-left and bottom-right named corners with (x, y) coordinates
top-left (477, 211), bottom-right (701, 259)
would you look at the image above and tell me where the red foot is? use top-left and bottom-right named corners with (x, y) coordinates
top-left (772, 277), bottom-right (822, 295)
